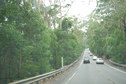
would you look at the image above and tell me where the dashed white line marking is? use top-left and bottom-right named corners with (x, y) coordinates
top-left (65, 56), bottom-right (83, 84)
top-left (105, 63), bottom-right (126, 74)
top-left (65, 71), bottom-right (77, 84)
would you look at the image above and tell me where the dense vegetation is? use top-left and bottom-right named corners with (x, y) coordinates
top-left (0, 0), bottom-right (84, 84)
top-left (87, 0), bottom-right (126, 64)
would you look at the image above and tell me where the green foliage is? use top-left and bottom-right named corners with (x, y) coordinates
top-left (0, 23), bottom-right (24, 83)
top-left (0, 0), bottom-right (85, 84)
top-left (87, 0), bottom-right (126, 64)
top-left (50, 29), bottom-right (84, 68)
top-left (62, 18), bottom-right (72, 31)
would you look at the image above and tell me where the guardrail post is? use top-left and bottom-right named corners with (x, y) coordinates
top-left (41, 80), bottom-right (44, 84)
top-left (61, 57), bottom-right (64, 68)
top-left (8, 51), bottom-right (83, 84)
top-left (32, 82), bottom-right (36, 84)
top-left (42, 78), bottom-right (47, 84)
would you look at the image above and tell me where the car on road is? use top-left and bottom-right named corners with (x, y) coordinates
top-left (96, 58), bottom-right (104, 64)
top-left (83, 57), bottom-right (90, 64)
top-left (90, 54), bottom-right (93, 56)
top-left (92, 56), bottom-right (97, 60)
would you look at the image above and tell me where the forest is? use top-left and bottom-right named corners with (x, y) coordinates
top-left (1, 0), bottom-right (126, 84)
top-left (87, 0), bottom-right (126, 64)
top-left (0, 0), bottom-right (85, 84)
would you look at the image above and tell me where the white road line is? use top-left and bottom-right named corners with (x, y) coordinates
top-left (65, 71), bottom-right (77, 84)
top-left (99, 68), bottom-right (116, 84)
top-left (65, 56), bottom-right (83, 84)
top-left (105, 63), bottom-right (126, 74)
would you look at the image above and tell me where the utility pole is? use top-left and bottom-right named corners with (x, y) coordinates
top-left (61, 57), bottom-right (64, 68)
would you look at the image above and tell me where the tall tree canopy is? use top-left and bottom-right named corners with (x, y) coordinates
top-left (87, 0), bottom-right (126, 64)
top-left (0, 0), bottom-right (85, 84)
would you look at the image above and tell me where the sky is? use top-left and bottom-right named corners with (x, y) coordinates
top-left (67, 0), bottom-right (97, 17)
top-left (66, 0), bottom-right (97, 32)
top-left (44, 0), bottom-right (97, 31)
top-left (44, 0), bottom-right (97, 17)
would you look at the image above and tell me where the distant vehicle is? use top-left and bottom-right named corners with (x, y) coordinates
top-left (83, 57), bottom-right (90, 64)
top-left (92, 56), bottom-right (97, 60)
top-left (96, 58), bottom-right (104, 64)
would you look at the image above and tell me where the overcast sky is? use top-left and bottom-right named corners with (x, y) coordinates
top-left (44, 0), bottom-right (97, 17)
top-left (67, 0), bottom-right (97, 17)
top-left (44, 0), bottom-right (97, 31)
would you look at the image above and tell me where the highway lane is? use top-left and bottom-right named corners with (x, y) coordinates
top-left (48, 49), bottom-right (126, 84)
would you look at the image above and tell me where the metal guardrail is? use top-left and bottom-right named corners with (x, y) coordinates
top-left (9, 54), bottom-right (83, 84)
top-left (109, 59), bottom-right (126, 68)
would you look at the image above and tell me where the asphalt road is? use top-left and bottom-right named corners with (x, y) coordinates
top-left (48, 49), bottom-right (126, 84)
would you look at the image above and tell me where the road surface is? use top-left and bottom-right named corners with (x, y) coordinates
top-left (48, 49), bottom-right (126, 84)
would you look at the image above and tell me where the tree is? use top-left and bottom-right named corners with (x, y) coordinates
top-left (0, 0), bottom-right (85, 84)
top-left (62, 18), bottom-right (72, 31)
top-left (0, 23), bottom-right (24, 84)
top-left (87, 0), bottom-right (126, 63)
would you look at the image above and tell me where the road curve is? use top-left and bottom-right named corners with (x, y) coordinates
top-left (48, 49), bottom-right (126, 84)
